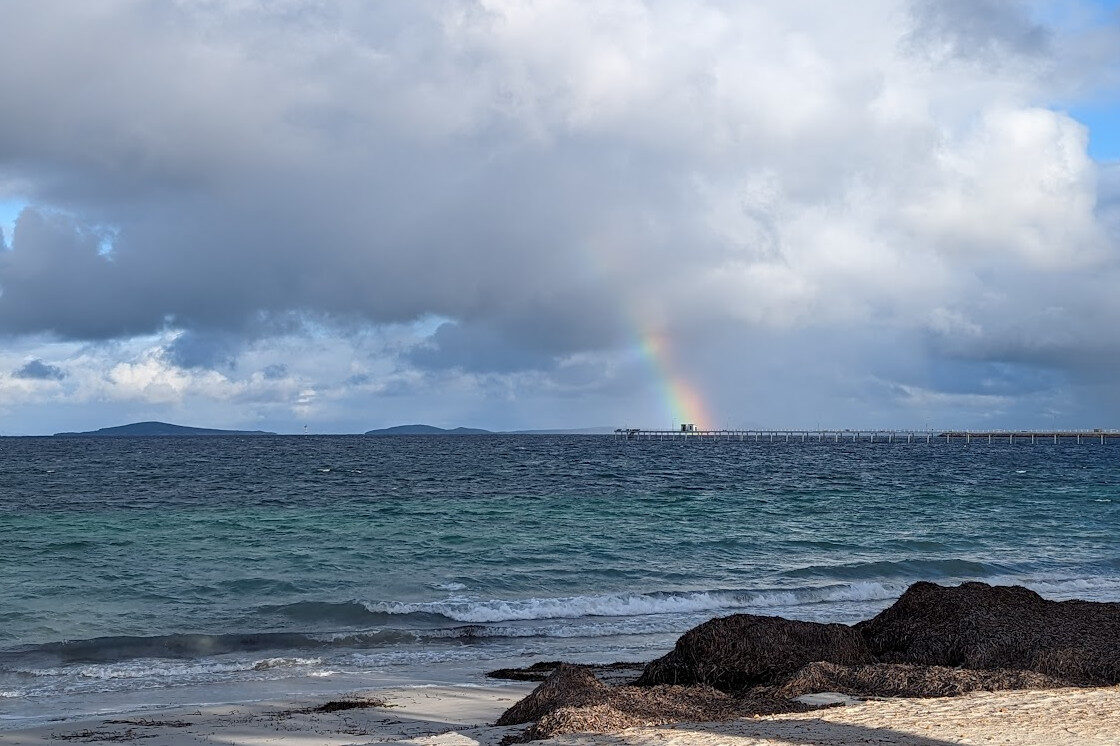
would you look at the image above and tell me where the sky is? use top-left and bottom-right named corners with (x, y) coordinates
top-left (1, 0), bottom-right (1119, 435)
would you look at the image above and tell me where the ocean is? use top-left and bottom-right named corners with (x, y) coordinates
top-left (2, 435), bottom-right (1118, 726)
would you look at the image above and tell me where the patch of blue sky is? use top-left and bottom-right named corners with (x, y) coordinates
top-left (1033, 0), bottom-right (1120, 162)
top-left (0, 198), bottom-right (121, 255)
top-left (1031, 0), bottom-right (1120, 26)
top-left (0, 198), bottom-right (27, 249)
top-left (1068, 102), bottom-right (1120, 161)
top-left (1083, 0), bottom-right (1120, 14)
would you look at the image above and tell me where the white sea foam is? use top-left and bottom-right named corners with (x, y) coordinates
top-left (365, 582), bottom-right (908, 625)
top-left (348, 647), bottom-right (506, 666)
top-left (28, 655), bottom-right (325, 682)
top-left (375, 573), bottom-right (1120, 631)
top-left (366, 591), bottom-right (753, 623)
top-left (421, 617), bottom-right (684, 640)
top-left (252, 657), bottom-right (322, 670)
top-left (71, 661), bottom-right (248, 680)
top-left (434, 582), bottom-right (467, 591)
top-left (749, 582), bottom-right (901, 609)
top-left (991, 575), bottom-right (1120, 602)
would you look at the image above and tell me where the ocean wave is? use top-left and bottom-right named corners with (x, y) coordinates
top-left (306, 630), bottom-right (420, 646)
top-left (747, 581), bottom-right (902, 609)
top-left (4, 628), bottom-right (430, 667)
top-left (259, 600), bottom-right (408, 626)
top-left (363, 582), bottom-right (910, 625)
top-left (363, 590), bottom-right (756, 623)
top-left (252, 656), bottom-right (322, 670)
top-left (989, 575), bottom-right (1120, 602)
top-left (9, 576), bottom-right (1119, 673)
top-left (781, 558), bottom-right (1012, 580)
top-left (424, 616), bottom-right (690, 641)
top-left (432, 582), bottom-right (467, 592)
top-left (26, 631), bottom-right (327, 664)
top-left (22, 655), bottom-right (328, 681)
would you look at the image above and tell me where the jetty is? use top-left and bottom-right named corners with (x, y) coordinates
top-left (614, 427), bottom-right (1120, 444)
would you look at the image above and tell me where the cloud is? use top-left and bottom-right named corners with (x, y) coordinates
top-left (164, 331), bottom-right (241, 370)
top-left (262, 364), bottom-right (289, 380)
top-left (906, 0), bottom-right (1050, 64)
top-left (12, 358), bottom-right (65, 381)
top-left (0, 0), bottom-right (1117, 431)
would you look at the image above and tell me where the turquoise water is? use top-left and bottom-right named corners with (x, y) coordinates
top-left (1, 435), bottom-right (1118, 723)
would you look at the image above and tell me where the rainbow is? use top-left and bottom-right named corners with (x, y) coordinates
top-left (638, 330), bottom-right (712, 429)
top-left (580, 239), bottom-right (713, 429)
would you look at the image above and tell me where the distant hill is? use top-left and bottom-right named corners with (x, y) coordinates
top-left (364, 424), bottom-right (493, 435)
top-left (54, 421), bottom-right (275, 437)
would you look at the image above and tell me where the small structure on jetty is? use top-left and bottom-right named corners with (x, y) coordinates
top-left (614, 428), bottom-right (1120, 444)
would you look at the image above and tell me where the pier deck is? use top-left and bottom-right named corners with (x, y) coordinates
top-left (614, 428), bottom-right (1120, 443)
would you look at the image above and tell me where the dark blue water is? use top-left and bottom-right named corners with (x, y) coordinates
top-left (1, 435), bottom-right (1118, 723)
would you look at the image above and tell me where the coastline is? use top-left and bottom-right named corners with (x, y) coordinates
top-left (0, 683), bottom-right (535, 745)
top-left (2, 682), bottom-right (1119, 745)
top-left (6, 581), bottom-right (1120, 745)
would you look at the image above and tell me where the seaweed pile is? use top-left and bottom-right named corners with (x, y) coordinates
top-left (634, 613), bottom-right (873, 690)
top-left (495, 581), bottom-right (1120, 741)
top-left (496, 665), bottom-right (808, 743)
top-left (858, 581), bottom-right (1120, 684)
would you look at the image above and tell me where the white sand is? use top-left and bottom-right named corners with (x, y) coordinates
top-left (0, 684), bottom-right (535, 746)
top-left (2, 684), bottom-right (1118, 745)
top-left (549, 686), bottom-right (1120, 746)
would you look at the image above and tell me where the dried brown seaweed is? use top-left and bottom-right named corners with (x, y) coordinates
top-left (636, 613), bottom-right (873, 691)
top-left (858, 582), bottom-right (1120, 684)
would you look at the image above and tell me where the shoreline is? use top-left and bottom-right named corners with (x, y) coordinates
top-left (5, 581), bottom-right (1120, 743)
top-left (2, 681), bottom-right (1119, 745)
top-left (0, 683), bottom-right (536, 745)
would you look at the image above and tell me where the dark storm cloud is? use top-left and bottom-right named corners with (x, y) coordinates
top-left (0, 210), bottom-right (163, 339)
top-left (12, 358), bottom-right (65, 381)
top-left (410, 322), bottom-right (560, 373)
top-left (0, 123), bottom-right (650, 355)
top-left (164, 331), bottom-right (241, 370)
top-left (0, 0), bottom-right (689, 360)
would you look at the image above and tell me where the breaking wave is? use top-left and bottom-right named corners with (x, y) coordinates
top-left (6, 576), bottom-right (1117, 674)
top-left (365, 591), bottom-right (753, 623)
top-left (364, 582), bottom-right (906, 624)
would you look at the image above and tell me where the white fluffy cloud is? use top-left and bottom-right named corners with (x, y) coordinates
top-left (0, 0), bottom-right (1117, 432)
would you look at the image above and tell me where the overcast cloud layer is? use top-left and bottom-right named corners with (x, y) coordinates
top-left (1, 0), bottom-right (1119, 434)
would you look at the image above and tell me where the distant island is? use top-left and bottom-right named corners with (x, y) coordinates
top-left (364, 424), bottom-right (493, 435)
top-left (53, 421), bottom-right (275, 437)
top-left (47, 421), bottom-right (613, 437)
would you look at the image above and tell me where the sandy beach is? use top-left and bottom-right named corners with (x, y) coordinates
top-left (2, 682), bottom-right (1118, 745)
top-left (0, 683), bottom-right (535, 746)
